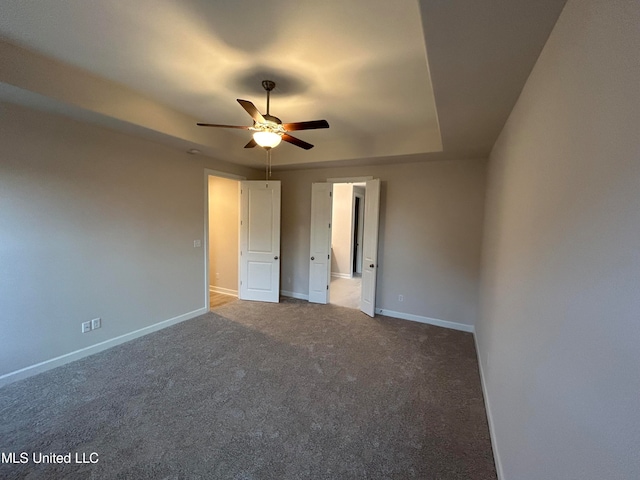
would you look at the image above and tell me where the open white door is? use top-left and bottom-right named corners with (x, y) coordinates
top-left (308, 183), bottom-right (333, 304)
top-left (239, 181), bottom-right (281, 303)
top-left (360, 179), bottom-right (380, 317)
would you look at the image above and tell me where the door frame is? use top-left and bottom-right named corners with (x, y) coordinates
top-left (327, 176), bottom-right (374, 184)
top-left (324, 176), bottom-right (377, 313)
top-left (351, 189), bottom-right (365, 276)
top-left (204, 169), bottom-right (246, 311)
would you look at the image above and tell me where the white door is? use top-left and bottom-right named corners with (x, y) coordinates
top-left (360, 179), bottom-right (380, 317)
top-left (308, 183), bottom-right (333, 304)
top-left (239, 181), bottom-right (281, 303)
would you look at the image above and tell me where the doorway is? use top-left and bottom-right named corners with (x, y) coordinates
top-left (329, 182), bottom-right (366, 309)
top-left (308, 177), bottom-right (380, 315)
top-left (206, 172), bottom-right (241, 311)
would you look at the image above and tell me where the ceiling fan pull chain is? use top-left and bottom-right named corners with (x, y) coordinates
top-left (265, 149), bottom-right (272, 179)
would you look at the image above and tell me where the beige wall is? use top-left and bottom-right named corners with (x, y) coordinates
top-left (330, 183), bottom-right (353, 277)
top-left (476, 0), bottom-right (640, 478)
top-left (275, 158), bottom-right (487, 327)
top-left (208, 176), bottom-right (239, 294)
top-left (0, 102), bottom-right (258, 380)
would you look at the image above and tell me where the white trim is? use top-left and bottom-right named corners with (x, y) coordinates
top-left (326, 176), bottom-right (373, 184)
top-left (280, 290), bottom-right (309, 301)
top-left (0, 307), bottom-right (208, 388)
top-left (474, 331), bottom-right (504, 480)
top-left (352, 190), bottom-right (365, 275)
top-left (209, 285), bottom-right (238, 296)
top-left (204, 168), bottom-right (246, 181)
top-left (374, 308), bottom-right (474, 333)
top-left (331, 272), bottom-right (352, 279)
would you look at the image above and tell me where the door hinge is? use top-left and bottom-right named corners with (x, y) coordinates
top-left (328, 223), bottom-right (331, 228)
top-left (240, 251), bottom-right (243, 256)
top-left (329, 191), bottom-right (332, 197)
top-left (326, 285), bottom-right (329, 290)
top-left (327, 254), bottom-right (330, 259)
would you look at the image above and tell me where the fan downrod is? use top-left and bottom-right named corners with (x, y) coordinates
top-left (262, 80), bottom-right (276, 114)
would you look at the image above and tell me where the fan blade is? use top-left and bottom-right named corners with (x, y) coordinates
top-left (196, 123), bottom-right (250, 129)
top-left (244, 138), bottom-right (257, 148)
top-left (282, 134), bottom-right (314, 150)
top-left (282, 120), bottom-right (329, 131)
top-left (237, 99), bottom-right (266, 123)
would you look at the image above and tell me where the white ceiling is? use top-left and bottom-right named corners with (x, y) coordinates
top-left (0, 0), bottom-right (566, 170)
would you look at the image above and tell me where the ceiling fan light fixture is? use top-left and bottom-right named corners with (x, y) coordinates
top-left (197, 79), bottom-right (329, 151)
top-left (253, 130), bottom-right (282, 149)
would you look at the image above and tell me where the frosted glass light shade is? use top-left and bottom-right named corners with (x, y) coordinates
top-left (253, 131), bottom-right (282, 148)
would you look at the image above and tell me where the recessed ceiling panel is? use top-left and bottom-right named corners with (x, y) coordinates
top-left (0, 0), bottom-right (441, 167)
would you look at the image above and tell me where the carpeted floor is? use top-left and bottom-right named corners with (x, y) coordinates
top-left (0, 298), bottom-right (496, 479)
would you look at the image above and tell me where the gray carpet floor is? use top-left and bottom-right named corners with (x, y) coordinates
top-left (0, 298), bottom-right (496, 479)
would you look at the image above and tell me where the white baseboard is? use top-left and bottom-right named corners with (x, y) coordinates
top-left (473, 331), bottom-right (504, 480)
top-left (374, 308), bottom-right (474, 333)
top-left (0, 307), bottom-right (208, 388)
top-left (280, 290), bottom-right (309, 301)
top-left (209, 285), bottom-right (238, 296)
top-left (331, 272), bottom-right (352, 279)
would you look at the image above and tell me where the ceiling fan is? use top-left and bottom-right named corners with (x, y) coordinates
top-left (197, 80), bottom-right (329, 150)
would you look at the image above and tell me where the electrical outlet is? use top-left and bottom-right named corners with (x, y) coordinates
top-left (81, 321), bottom-right (92, 333)
top-left (91, 318), bottom-right (101, 330)
top-left (398, 294), bottom-right (404, 302)
top-left (193, 240), bottom-right (202, 248)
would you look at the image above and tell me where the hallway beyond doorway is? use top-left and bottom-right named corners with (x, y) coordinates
top-left (330, 276), bottom-right (361, 309)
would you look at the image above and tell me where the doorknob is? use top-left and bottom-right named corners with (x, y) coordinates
top-left (274, 256), bottom-right (279, 260)
top-left (369, 264), bottom-right (375, 268)
top-left (311, 256), bottom-right (315, 261)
